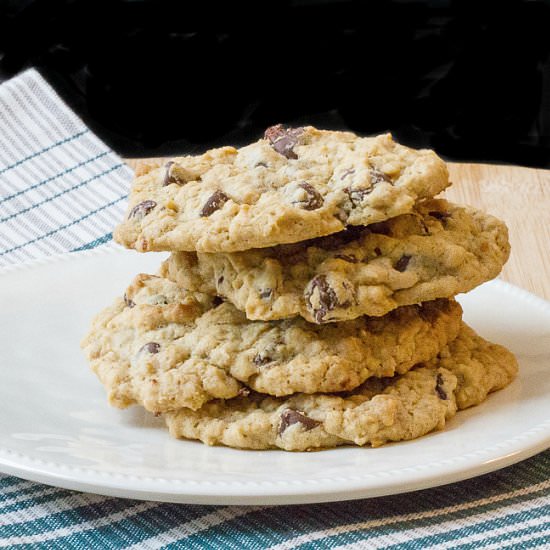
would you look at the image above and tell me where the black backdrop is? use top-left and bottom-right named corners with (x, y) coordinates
top-left (0, 0), bottom-right (549, 167)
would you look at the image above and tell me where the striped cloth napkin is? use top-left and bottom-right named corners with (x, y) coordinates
top-left (1, 69), bottom-right (549, 549)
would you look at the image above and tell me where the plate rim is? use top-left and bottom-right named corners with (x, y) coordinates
top-left (2, 248), bottom-right (550, 505)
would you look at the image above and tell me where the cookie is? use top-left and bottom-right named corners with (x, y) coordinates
top-left (81, 274), bottom-right (462, 413)
top-left (165, 324), bottom-right (518, 451)
top-left (161, 199), bottom-right (510, 323)
top-left (113, 126), bottom-right (449, 253)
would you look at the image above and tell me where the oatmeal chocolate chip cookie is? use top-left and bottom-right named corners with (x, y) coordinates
top-left (164, 324), bottom-right (518, 451)
top-left (81, 274), bottom-right (462, 413)
top-left (161, 199), bottom-right (510, 323)
top-left (113, 126), bottom-right (449, 253)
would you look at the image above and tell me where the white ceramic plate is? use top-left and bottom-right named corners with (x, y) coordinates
top-left (1, 247), bottom-right (550, 505)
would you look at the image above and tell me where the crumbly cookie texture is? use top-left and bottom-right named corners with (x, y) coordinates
top-left (113, 126), bottom-right (449, 253)
top-left (81, 274), bottom-right (462, 413)
top-left (161, 199), bottom-right (510, 323)
top-left (165, 324), bottom-right (518, 451)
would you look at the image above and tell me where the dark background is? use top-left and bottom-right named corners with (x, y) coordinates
top-left (0, 0), bottom-right (549, 167)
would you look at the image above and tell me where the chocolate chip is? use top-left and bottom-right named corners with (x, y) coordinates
top-left (163, 161), bottom-right (186, 186)
top-left (334, 254), bottom-right (359, 263)
top-left (295, 183), bottom-right (324, 210)
top-left (253, 353), bottom-right (273, 366)
top-left (340, 168), bottom-right (355, 180)
top-left (368, 222), bottom-right (391, 235)
top-left (129, 200), bottom-right (157, 220)
top-left (310, 226), bottom-right (367, 250)
top-left (305, 275), bottom-right (339, 323)
top-left (429, 211), bottom-right (452, 222)
top-left (346, 186), bottom-right (372, 206)
top-left (212, 296), bottom-right (224, 307)
top-left (394, 255), bottom-right (411, 272)
top-left (435, 373), bottom-right (448, 400)
top-left (370, 168), bottom-right (391, 185)
top-left (279, 409), bottom-right (320, 435)
top-left (345, 168), bottom-right (391, 206)
top-left (164, 161), bottom-right (175, 185)
top-left (200, 190), bottom-right (229, 217)
top-left (123, 293), bottom-right (135, 308)
top-left (140, 342), bottom-right (160, 354)
top-left (264, 124), bottom-right (304, 159)
top-left (259, 288), bottom-right (273, 299)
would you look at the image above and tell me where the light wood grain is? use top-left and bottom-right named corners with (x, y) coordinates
top-left (125, 158), bottom-right (550, 300)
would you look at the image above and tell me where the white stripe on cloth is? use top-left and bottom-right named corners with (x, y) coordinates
top-left (329, 499), bottom-right (548, 550)
top-left (0, 68), bottom-right (132, 267)
top-left (488, 527), bottom-right (550, 550)
top-left (0, 501), bottom-right (159, 547)
top-left (0, 480), bottom-right (38, 497)
top-left (122, 506), bottom-right (264, 550)
top-left (266, 478), bottom-right (550, 550)
top-left (0, 485), bottom-right (60, 509)
top-left (0, 493), bottom-right (111, 526)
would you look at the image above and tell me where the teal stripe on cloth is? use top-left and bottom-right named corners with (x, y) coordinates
top-left (0, 67), bottom-right (549, 550)
top-left (71, 232), bottom-right (113, 252)
top-left (0, 130), bottom-right (89, 177)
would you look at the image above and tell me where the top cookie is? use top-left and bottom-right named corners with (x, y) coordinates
top-left (113, 126), bottom-right (449, 252)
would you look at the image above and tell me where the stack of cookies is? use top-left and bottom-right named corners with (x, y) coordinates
top-left (82, 126), bottom-right (518, 451)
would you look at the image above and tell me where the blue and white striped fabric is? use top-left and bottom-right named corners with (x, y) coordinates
top-left (1, 69), bottom-right (549, 549)
top-left (0, 68), bottom-right (132, 267)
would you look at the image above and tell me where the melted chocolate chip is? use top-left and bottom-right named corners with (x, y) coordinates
top-left (368, 222), bottom-right (391, 235)
top-left (163, 161), bottom-right (187, 186)
top-left (435, 373), bottom-right (448, 400)
top-left (259, 288), bottom-right (273, 299)
top-left (264, 124), bottom-right (304, 159)
top-left (253, 353), bottom-right (273, 366)
top-left (370, 168), bottom-right (392, 185)
top-left (345, 168), bottom-right (391, 206)
top-left (394, 255), bottom-right (411, 272)
top-left (164, 161), bottom-right (176, 185)
top-left (346, 186), bottom-right (373, 206)
top-left (340, 168), bottom-right (356, 180)
top-left (200, 190), bottom-right (229, 217)
top-left (212, 296), bottom-right (224, 307)
top-left (123, 293), bottom-right (135, 308)
top-left (279, 409), bottom-right (320, 435)
top-left (309, 225), bottom-right (367, 250)
top-left (140, 342), bottom-right (161, 354)
top-left (305, 275), bottom-right (339, 323)
top-left (129, 200), bottom-right (157, 220)
top-left (429, 211), bottom-right (452, 222)
top-left (295, 183), bottom-right (323, 210)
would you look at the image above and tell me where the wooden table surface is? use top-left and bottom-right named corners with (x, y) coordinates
top-left (125, 159), bottom-right (550, 301)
